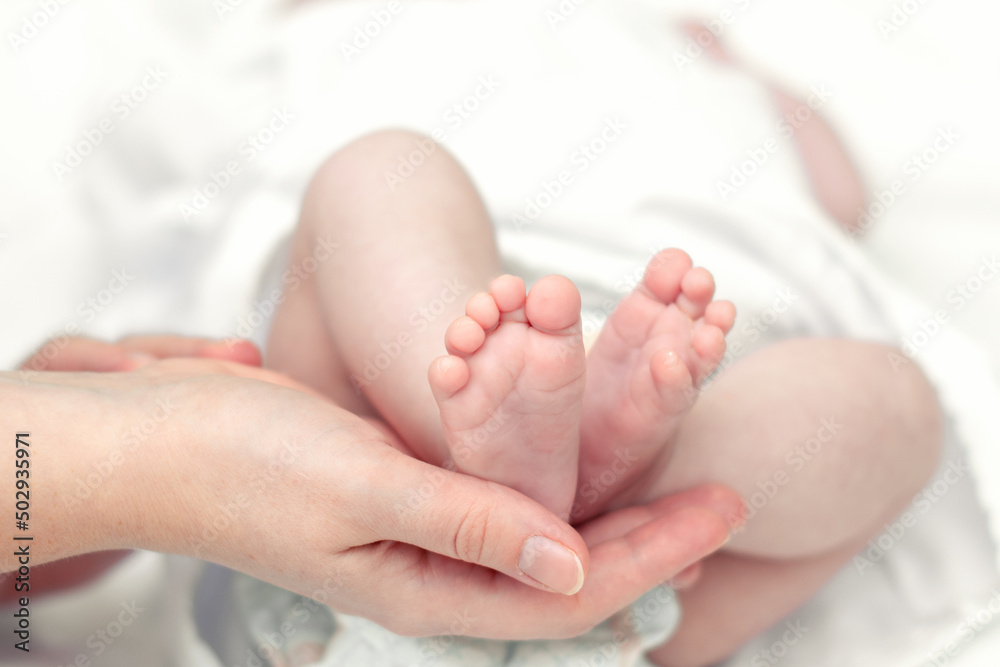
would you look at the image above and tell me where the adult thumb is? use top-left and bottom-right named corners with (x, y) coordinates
top-left (367, 450), bottom-right (589, 596)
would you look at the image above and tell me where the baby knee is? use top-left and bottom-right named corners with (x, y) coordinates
top-left (878, 345), bottom-right (944, 484)
top-left (330, 128), bottom-right (440, 175)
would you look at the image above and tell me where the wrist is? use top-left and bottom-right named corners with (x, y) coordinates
top-left (0, 370), bottom-right (191, 570)
top-left (1, 373), bottom-right (124, 570)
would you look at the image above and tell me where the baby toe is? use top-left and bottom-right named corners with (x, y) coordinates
top-left (691, 325), bottom-right (727, 382)
top-left (466, 292), bottom-right (501, 331)
top-left (428, 355), bottom-right (471, 400)
top-left (643, 248), bottom-right (693, 304)
top-left (704, 300), bottom-right (737, 334)
top-left (525, 275), bottom-right (582, 334)
top-left (650, 348), bottom-right (696, 413)
top-left (489, 275), bottom-right (528, 320)
top-left (677, 267), bottom-right (716, 319)
top-left (445, 316), bottom-right (487, 356)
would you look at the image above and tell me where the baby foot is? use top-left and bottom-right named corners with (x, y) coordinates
top-left (429, 274), bottom-right (586, 521)
top-left (575, 249), bottom-right (735, 520)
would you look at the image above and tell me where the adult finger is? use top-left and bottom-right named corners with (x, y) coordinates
top-left (355, 446), bottom-right (590, 596)
top-left (119, 335), bottom-right (262, 366)
top-left (140, 357), bottom-right (326, 398)
top-left (347, 501), bottom-right (731, 639)
top-left (19, 337), bottom-right (132, 372)
top-left (576, 484), bottom-right (745, 546)
top-left (18, 335), bottom-right (263, 373)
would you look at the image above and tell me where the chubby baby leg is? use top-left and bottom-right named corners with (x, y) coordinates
top-left (643, 339), bottom-right (943, 666)
top-left (267, 130), bottom-right (589, 521)
top-left (267, 130), bottom-right (504, 464)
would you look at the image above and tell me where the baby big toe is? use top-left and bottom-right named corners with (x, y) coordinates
top-left (524, 275), bottom-right (582, 334)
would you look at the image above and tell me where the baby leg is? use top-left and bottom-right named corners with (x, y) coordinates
top-left (267, 130), bottom-right (503, 463)
top-left (643, 339), bottom-right (943, 666)
top-left (267, 130), bottom-right (586, 520)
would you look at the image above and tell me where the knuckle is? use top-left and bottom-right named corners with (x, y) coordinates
top-left (450, 500), bottom-right (494, 564)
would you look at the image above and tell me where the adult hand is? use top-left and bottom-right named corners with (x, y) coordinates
top-left (3, 346), bottom-right (742, 640)
top-left (0, 334), bottom-right (264, 603)
top-left (18, 333), bottom-right (262, 373)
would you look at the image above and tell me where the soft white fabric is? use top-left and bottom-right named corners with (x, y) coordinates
top-left (195, 567), bottom-right (679, 667)
top-left (2, 0), bottom-right (999, 664)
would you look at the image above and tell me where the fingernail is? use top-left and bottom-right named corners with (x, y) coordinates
top-left (518, 536), bottom-right (585, 595)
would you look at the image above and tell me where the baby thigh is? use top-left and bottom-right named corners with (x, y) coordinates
top-left (641, 338), bottom-right (942, 667)
top-left (266, 130), bottom-right (503, 461)
top-left (643, 337), bottom-right (943, 559)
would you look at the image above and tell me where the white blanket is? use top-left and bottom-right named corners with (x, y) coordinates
top-left (2, 0), bottom-right (999, 664)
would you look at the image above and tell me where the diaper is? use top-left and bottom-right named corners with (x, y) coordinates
top-left (209, 570), bottom-right (681, 667)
